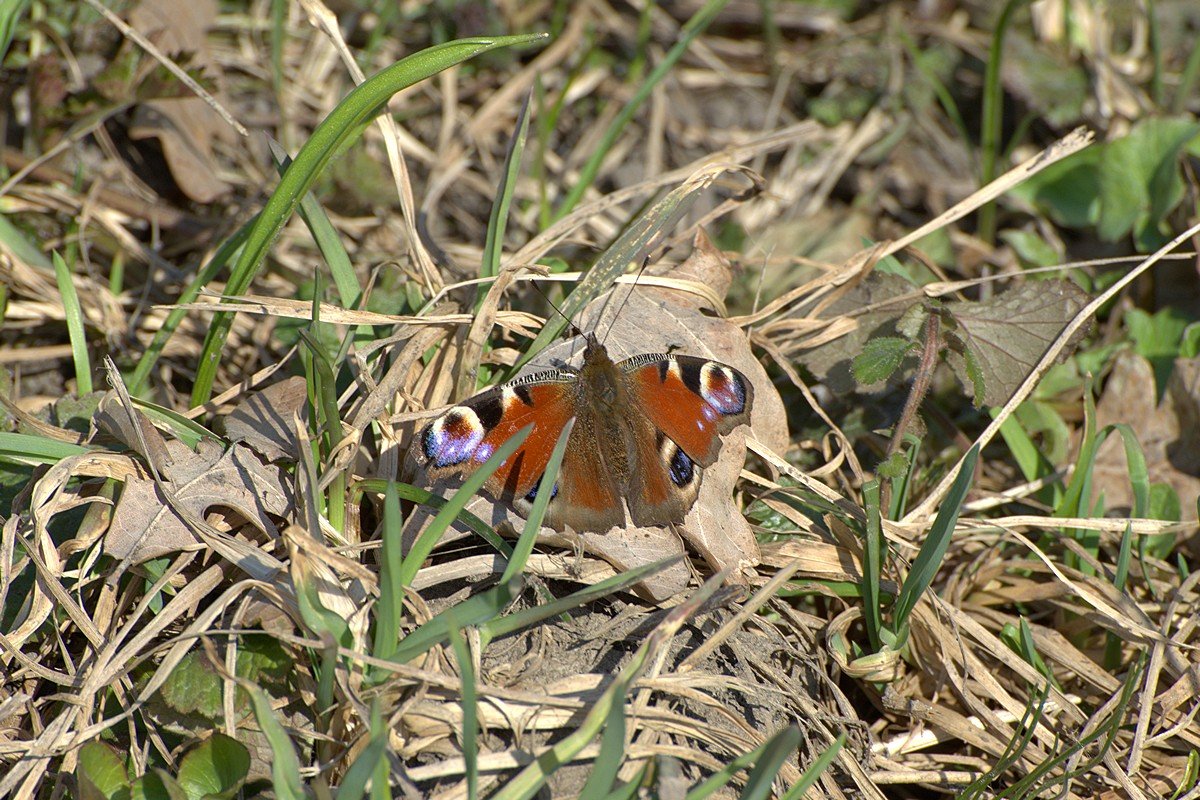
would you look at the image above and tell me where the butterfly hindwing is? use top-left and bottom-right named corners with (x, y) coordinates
top-left (525, 411), bottom-right (626, 532)
top-left (623, 416), bottom-right (702, 527)
top-left (620, 353), bottom-right (754, 467)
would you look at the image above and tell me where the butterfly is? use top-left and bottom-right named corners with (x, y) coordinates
top-left (413, 332), bottom-right (754, 532)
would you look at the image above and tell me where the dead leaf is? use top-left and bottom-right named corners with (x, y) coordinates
top-left (129, 0), bottom-right (216, 54)
top-left (94, 391), bottom-right (174, 469)
top-left (129, 98), bottom-right (232, 203)
top-left (225, 376), bottom-right (309, 461)
top-left (127, 0), bottom-right (233, 202)
top-left (797, 271), bottom-right (919, 394)
top-left (943, 280), bottom-right (1090, 407)
top-left (105, 439), bottom-right (291, 563)
top-left (1093, 352), bottom-right (1200, 510)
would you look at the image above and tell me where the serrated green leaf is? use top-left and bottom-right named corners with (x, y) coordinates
top-left (852, 337), bottom-right (913, 385)
top-left (943, 280), bottom-right (1088, 407)
top-left (158, 652), bottom-right (223, 720)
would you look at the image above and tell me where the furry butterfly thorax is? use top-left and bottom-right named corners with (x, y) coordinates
top-left (413, 331), bottom-right (754, 533)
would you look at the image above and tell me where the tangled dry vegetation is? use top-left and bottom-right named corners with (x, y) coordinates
top-left (2, 1), bottom-right (1200, 798)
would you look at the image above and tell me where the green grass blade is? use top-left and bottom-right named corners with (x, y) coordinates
top-left (482, 556), bottom-right (682, 642)
top-left (892, 444), bottom-right (979, 642)
top-left (1103, 423), bottom-right (1150, 517)
top-left (491, 571), bottom-right (727, 800)
top-left (130, 398), bottom-right (219, 450)
top-left (478, 89), bottom-right (533, 308)
top-left (500, 419), bottom-right (574, 585)
top-left (448, 614), bottom-right (479, 800)
top-left (576, 666), bottom-right (628, 800)
top-left (0, 432), bottom-right (90, 465)
top-left (0, 0), bottom-right (29, 69)
top-left (52, 251), bottom-right (92, 395)
top-left (552, 0), bottom-right (730, 220)
top-left (387, 576), bottom-right (523, 666)
top-left (267, 139), bottom-right (363, 312)
top-left (355, 479), bottom-right (512, 557)
top-left (335, 701), bottom-right (389, 800)
top-left (191, 33), bottom-right (547, 405)
top-left (373, 481), bottom-right (404, 664)
top-left (860, 479), bottom-right (884, 652)
top-left (241, 682), bottom-right (305, 800)
top-left (398, 424), bottom-right (532, 587)
top-left (737, 726), bottom-right (800, 800)
top-left (977, 0), bottom-right (1030, 245)
top-left (779, 733), bottom-right (844, 800)
top-left (0, 209), bottom-right (50, 270)
top-left (126, 219), bottom-right (252, 395)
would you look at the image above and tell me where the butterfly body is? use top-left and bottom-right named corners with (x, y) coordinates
top-left (415, 334), bottom-right (753, 532)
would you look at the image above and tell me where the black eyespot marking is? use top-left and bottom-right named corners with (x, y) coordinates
top-left (472, 392), bottom-right (505, 431)
top-left (668, 446), bottom-right (695, 487)
top-left (511, 383), bottom-right (535, 406)
top-left (524, 478), bottom-right (559, 503)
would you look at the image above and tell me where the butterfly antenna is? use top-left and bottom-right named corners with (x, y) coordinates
top-left (600, 254), bottom-right (652, 346)
top-left (529, 275), bottom-right (585, 346)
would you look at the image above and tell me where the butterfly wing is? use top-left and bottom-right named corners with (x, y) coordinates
top-left (618, 353), bottom-right (753, 526)
top-left (416, 371), bottom-right (580, 503)
top-left (621, 354), bottom-right (754, 466)
top-left (531, 405), bottom-right (626, 532)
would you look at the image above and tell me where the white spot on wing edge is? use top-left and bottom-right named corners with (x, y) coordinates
top-left (699, 363), bottom-right (744, 413)
top-left (425, 405), bottom-right (485, 466)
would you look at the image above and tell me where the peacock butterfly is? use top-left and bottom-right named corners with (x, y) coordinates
top-left (412, 330), bottom-right (754, 533)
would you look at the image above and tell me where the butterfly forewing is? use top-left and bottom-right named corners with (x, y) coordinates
top-left (620, 354), bottom-right (754, 466)
top-left (418, 371), bottom-right (578, 501)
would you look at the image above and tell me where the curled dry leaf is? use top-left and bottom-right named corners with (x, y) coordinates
top-left (127, 0), bottom-right (233, 202)
top-left (105, 438), bottom-right (291, 564)
top-left (407, 232), bottom-right (788, 601)
top-left (94, 392), bottom-right (174, 468)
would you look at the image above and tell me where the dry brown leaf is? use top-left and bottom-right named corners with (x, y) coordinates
top-left (105, 439), bottom-right (291, 563)
top-left (224, 376), bottom-right (309, 461)
top-left (1093, 352), bottom-right (1200, 510)
top-left (94, 392), bottom-right (174, 468)
top-left (127, 0), bottom-right (233, 202)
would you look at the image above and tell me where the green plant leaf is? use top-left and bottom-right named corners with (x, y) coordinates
top-left (852, 337), bottom-right (913, 385)
top-left (77, 741), bottom-right (130, 800)
top-left (1125, 307), bottom-right (1189, 398)
top-left (175, 733), bottom-right (250, 800)
top-left (192, 33), bottom-right (547, 405)
top-left (892, 444), bottom-right (978, 643)
top-left (1097, 117), bottom-right (1200, 243)
top-left (942, 280), bottom-right (1088, 407)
